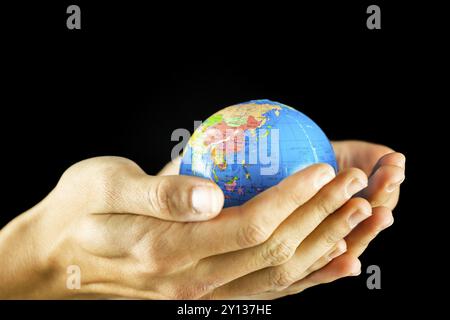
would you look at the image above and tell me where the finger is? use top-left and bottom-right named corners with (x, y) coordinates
top-left (184, 163), bottom-right (336, 260)
top-left (276, 167), bottom-right (368, 246)
top-left (270, 254), bottom-right (361, 299)
top-left (210, 197), bottom-right (371, 298)
top-left (191, 168), bottom-right (367, 289)
top-left (103, 172), bottom-right (224, 222)
top-left (277, 240), bottom-right (348, 290)
top-left (369, 152), bottom-right (406, 176)
top-left (301, 239), bottom-right (347, 277)
top-left (114, 163), bottom-right (336, 284)
top-left (231, 254), bottom-right (361, 300)
top-left (158, 157), bottom-right (181, 176)
top-left (287, 253), bottom-right (362, 294)
top-left (360, 152), bottom-right (405, 209)
top-left (332, 140), bottom-right (395, 174)
top-left (345, 206), bottom-right (394, 257)
top-left (359, 164), bottom-right (405, 208)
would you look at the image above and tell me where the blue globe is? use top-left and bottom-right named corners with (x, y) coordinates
top-left (180, 99), bottom-right (337, 208)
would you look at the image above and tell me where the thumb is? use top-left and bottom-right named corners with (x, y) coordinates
top-left (109, 173), bottom-right (225, 222)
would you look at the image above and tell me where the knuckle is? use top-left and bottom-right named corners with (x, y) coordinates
top-left (137, 253), bottom-right (171, 276)
top-left (349, 197), bottom-right (372, 213)
top-left (170, 281), bottom-right (216, 300)
top-left (275, 183), bottom-right (305, 211)
top-left (336, 239), bottom-right (348, 252)
top-left (133, 228), bottom-right (193, 280)
top-left (286, 189), bottom-right (306, 209)
top-left (148, 178), bottom-right (172, 215)
top-left (358, 237), bottom-right (372, 248)
top-left (131, 270), bottom-right (155, 290)
top-left (314, 194), bottom-right (339, 221)
top-left (376, 144), bottom-right (395, 156)
top-left (262, 238), bottom-right (296, 266)
top-left (133, 236), bottom-right (176, 276)
top-left (93, 157), bottom-right (138, 181)
top-left (59, 157), bottom-right (142, 210)
top-left (345, 167), bottom-right (367, 182)
top-left (314, 163), bottom-right (336, 177)
top-left (322, 228), bottom-right (343, 246)
top-left (60, 157), bottom-right (136, 180)
top-left (237, 221), bottom-right (271, 248)
top-left (132, 265), bottom-right (165, 290)
top-left (269, 268), bottom-right (296, 289)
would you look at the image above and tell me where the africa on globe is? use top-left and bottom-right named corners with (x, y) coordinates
top-left (180, 99), bottom-right (337, 208)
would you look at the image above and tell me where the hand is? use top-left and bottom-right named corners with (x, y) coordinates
top-left (0, 156), bottom-right (226, 299)
top-left (332, 140), bottom-right (405, 258)
top-left (162, 158), bottom-right (372, 299)
top-left (333, 140), bottom-right (405, 210)
top-left (161, 141), bottom-right (406, 299)
top-left (263, 141), bottom-right (406, 300)
top-left (0, 156), bottom-right (370, 299)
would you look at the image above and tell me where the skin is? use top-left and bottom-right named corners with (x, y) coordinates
top-left (241, 141), bottom-right (406, 299)
top-left (0, 140), bottom-right (405, 299)
top-left (160, 140), bottom-right (406, 299)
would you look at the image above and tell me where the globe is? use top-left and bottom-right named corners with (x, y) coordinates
top-left (180, 99), bottom-right (337, 208)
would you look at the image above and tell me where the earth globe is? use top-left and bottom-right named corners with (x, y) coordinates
top-left (180, 99), bottom-right (337, 208)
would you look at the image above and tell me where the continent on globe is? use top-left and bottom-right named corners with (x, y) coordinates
top-left (180, 99), bottom-right (337, 208)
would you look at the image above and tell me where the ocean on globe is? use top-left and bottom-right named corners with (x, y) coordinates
top-left (179, 99), bottom-right (337, 208)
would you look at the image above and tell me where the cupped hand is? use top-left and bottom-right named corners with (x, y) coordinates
top-left (0, 156), bottom-right (370, 299)
top-left (331, 140), bottom-right (405, 257)
top-left (159, 140), bottom-right (406, 299)
top-left (333, 140), bottom-right (405, 209)
top-left (261, 141), bottom-right (407, 300)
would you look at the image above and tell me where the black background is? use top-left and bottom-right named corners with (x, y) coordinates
top-left (0, 0), bottom-right (442, 317)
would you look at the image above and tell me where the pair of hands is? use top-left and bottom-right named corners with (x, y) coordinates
top-left (0, 141), bottom-right (405, 299)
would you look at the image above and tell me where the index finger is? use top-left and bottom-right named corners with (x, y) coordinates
top-left (183, 163), bottom-right (336, 261)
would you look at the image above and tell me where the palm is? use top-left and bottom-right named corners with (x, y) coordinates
top-left (333, 140), bottom-right (395, 175)
top-left (333, 140), bottom-right (405, 209)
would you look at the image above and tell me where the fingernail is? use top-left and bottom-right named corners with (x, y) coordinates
top-left (348, 207), bottom-right (372, 229)
top-left (191, 186), bottom-right (221, 214)
top-left (386, 176), bottom-right (405, 193)
top-left (397, 155), bottom-right (406, 168)
top-left (345, 178), bottom-right (367, 198)
top-left (379, 216), bottom-right (394, 231)
top-left (351, 268), bottom-right (362, 276)
top-left (314, 168), bottom-right (336, 189)
top-left (328, 246), bottom-right (345, 260)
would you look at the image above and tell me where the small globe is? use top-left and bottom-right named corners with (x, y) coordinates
top-left (180, 99), bottom-right (337, 208)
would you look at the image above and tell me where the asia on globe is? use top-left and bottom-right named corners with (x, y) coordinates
top-left (180, 99), bottom-right (337, 208)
